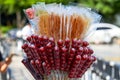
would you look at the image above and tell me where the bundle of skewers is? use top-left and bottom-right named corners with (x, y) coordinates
top-left (22, 2), bottom-right (101, 80)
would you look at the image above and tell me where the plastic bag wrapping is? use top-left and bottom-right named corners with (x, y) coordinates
top-left (22, 2), bottom-right (101, 80)
top-left (24, 2), bottom-right (101, 41)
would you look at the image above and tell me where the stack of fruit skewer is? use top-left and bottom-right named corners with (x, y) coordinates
top-left (21, 2), bottom-right (100, 80)
top-left (22, 35), bottom-right (96, 80)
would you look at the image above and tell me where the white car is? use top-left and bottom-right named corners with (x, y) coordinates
top-left (88, 23), bottom-right (120, 44)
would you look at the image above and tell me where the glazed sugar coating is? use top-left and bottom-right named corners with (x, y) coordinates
top-left (22, 35), bottom-right (96, 80)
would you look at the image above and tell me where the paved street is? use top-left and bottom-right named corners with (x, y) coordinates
top-left (91, 44), bottom-right (120, 64)
top-left (9, 56), bottom-right (34, 80)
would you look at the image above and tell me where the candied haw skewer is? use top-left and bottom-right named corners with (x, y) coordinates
top-left (22, 59), bottom-right (42, 80)
top-left (57, 39), bottom-right (64, 70)
top-left (65, 38), bottom-right (70, 48)
top-left (36, 48), bottom-right (42, 60)
top-left (83, 47), bottom-right (94, 56)
top-left (39, 47), bottom-right (51, 70)
top-left (39, 47), bottom-right (47, 62)
top-left (22, 43), bottom-right (33, 59)
top-left (22, 43), bottom-right (28, 52)
top-left (60, 47), bottom-right (67, 71)
top-left (76, 47), bottom-right (84, 55)
top-left (45, 43), bottom-right (54, 70)
top-left (28, 44), bottom-right (40, 59)
top-left (43, 36), bottom-right (49, 46)
top-left (38, 35), bottom-right (49, 47)
top-left (30, 60), bottom-right (39, 74)
top-left (54, 46), bottom-right (60, 70)
top-left (57, 39), bottom-right (64, 48)
top-left (26, 35), bottom-right (38, 45)
top-left (82, 41), bottom-right (89, 47)
top-left (77, 39), bottom-right (83, 47)
top-left (26, 36), bottom-right (32, 43)
top-left (68, 55), bottom-right (81, 78)
top-left (75, 54), bottom-right (89, 77)
top-left (30, 60), bottom-right (44, 80)
top-left (38, 35), bottom-right (44, 47)
top-left (29, 45), bottom-right (39, 59)
top-left (34, 47), bottom-right (40, 58)
top-left (64, 38), bottom-right (70, 71)
top-left (83, 47), bottom-right (89, 55)
top-left (22, 43), bottom-right (28, 50)
top-left (66, 48), bottom-right (76, 71)
top-left (42, 62), bottom-right (51, 75)
top-left (84, 56), bottom-right (96, 68)
top-left (64, 38), bottom-right (70, 56)
top-left (87, 47), bottom-right (94, 55)
top-left (79, 54), bottom-right (89, 68)
top-left (46, 42), bottom-right (52, 49)
top-left (49, 37), bottom-right (55, 48)
top-left (35, 59), bottom-right (44, 75)
top-left (72, 38), bottom-right (78, 48)
top-left (33, 35), bottom-right (40, 47)
top-left (77, 56), bottom-right (96, 78)
top-left (30, 34), bottom-right (37, 44)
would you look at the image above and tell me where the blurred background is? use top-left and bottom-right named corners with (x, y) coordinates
top-left (0, 0), bottom-right (120, 80)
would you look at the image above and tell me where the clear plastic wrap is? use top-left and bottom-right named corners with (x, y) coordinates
top-left (24, 2), bottom-right (101, 41)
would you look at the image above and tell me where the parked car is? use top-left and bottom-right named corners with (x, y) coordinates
top-left (88, 23), bottom-right (120, 44)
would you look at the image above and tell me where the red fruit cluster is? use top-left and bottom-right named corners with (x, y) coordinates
top-left (22, 35), bottom-right (96, 79)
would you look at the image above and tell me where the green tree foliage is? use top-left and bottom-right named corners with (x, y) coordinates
top-left (1, 0), bottom-right (40, 28)
top-left (0, 0), bottom-right (120, 27)
top-left (79, 0), bottom-right (120, 23)
top-left (0, 0), bottom-right (71, 14)
top-left (79, 0), bottom-right (120, 15)
top-left (0, 0), bottom-right (72, 28)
